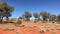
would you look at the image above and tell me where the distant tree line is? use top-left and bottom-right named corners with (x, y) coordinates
top-left (19, 11), bottom-right (60, 23)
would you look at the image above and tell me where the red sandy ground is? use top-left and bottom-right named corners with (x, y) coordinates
top-left (0, 21), bottom-right (60, 34)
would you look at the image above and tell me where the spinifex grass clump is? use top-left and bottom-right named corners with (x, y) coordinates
top-left (3, 28), bottom-right (21, 34)
top-left (3, 28), bottom-right (15, 31)
top-left (38, 24), bottom-right (56, 33)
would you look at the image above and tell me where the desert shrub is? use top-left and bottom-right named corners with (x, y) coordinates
top-left (17, 20), bottom-right (22, 24)
top-left (15, 20), bottom-right (22, 26)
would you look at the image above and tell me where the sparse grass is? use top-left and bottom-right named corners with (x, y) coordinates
top-left (0, 21), bottom-right (60, 34)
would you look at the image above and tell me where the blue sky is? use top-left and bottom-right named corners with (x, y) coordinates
top-left (0, 0), bottom-right (60, 19)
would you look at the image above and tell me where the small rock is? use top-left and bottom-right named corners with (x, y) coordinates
top-left (56, 28), bottom-right (60, 30)
top-left (3, 28), bottom-right (15, 31)
top-left (39, 30), bottom-right (45, 33)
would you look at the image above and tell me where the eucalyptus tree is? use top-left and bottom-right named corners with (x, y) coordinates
top-left (19, 16), bottom-right (22, 19)
top-left (49, 14), bottom-right (57, 21)
top-left (58, 14), bottom-right (60, 20)
top-left (1, 2), bottom-right (14, 20)
top-left (40, 11), bottom-right (50, 22)
top-left (33, 12), bottom-right (40, 20)
top-left (0, 2), bottom-right (14, 23)
top-left (40, 11), bottom-right (50, 21)
top-left (23, 11), bottom-right (32, 21)
top-left (33, 12), bottom-right (41, 23)
top-left (0, 8), bottom-right (3, 23)
top-left (57, 14), bottom-right (60, 24)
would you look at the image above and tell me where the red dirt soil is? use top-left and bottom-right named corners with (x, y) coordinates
top-left (0, 22), bottom-right (60, 34)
